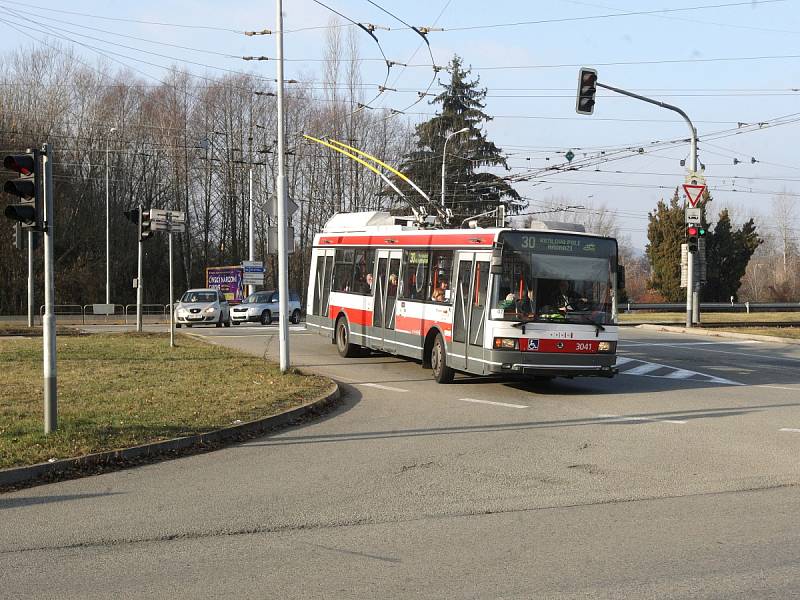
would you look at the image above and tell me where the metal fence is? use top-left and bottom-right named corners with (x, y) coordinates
top-left (624, 302), bottom-right (800, 313)
top-left (34, 304), bottom-right (172, 325)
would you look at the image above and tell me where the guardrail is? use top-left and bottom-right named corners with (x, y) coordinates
top-left (624, 302), bottom-right (800, 313)
top-left (33, 304), bottom-right (173, 325)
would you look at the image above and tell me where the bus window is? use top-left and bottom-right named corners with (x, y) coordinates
top-left (352, 248), bottom-right (376, 295)
top-left (430, 250), bottom-right (454, 303)
top-left (400, 250), bottom-right (430, 301)
top-left (332, 248), bottom-right (355, 292)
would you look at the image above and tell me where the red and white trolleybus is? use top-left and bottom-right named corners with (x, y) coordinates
top-left (306, 211), bottom-right (621, 383)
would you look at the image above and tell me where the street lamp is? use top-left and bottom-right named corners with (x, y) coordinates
top-left (441, 127), bottom-right (469, 211)
top-left (106, 127), bottom-right (117, 305)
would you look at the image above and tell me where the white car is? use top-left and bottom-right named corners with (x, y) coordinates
top-left (230, 290), bottom-right (302, 325)
top-left (174, 288), bottom-right (231, 328)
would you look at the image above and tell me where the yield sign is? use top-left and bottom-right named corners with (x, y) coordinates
top-left (683, 184), bottom-right (706, 207)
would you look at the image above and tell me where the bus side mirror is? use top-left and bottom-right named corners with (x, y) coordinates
top-left (616, 265), bottom-right (626, 290)
top-left (490, 250), bottom-right (503, 275)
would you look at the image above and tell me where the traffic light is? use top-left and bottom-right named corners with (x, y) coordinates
top-left (3, 151), bottom-right (41, 230)
top-left (687, 225), bottom-right (699, 253)
top-left (576, 68), bottom-right (598, 115)
top-left (125, 206), bottom-right (153, 241)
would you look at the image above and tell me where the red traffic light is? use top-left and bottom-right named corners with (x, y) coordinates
top-left (687, 226), bottom-right (698, 236)
top-left (3, 154), bottom-right (35, 176)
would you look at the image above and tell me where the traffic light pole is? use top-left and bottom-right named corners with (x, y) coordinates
top-left (595, 81), bottom-right (698, 328)
top-left (169, 230), bottom-right (175, 348)
top-left (41, 143), bottom-right (57, 433)
top-left (276, 0), bottom-right (290, 372)
top-left (27, 230), bottom-right (33, 327)
top-left (136, 205), bottom-right (144, 333)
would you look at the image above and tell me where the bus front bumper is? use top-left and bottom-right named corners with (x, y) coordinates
top-left (487, 351), bottom-right (618, 378)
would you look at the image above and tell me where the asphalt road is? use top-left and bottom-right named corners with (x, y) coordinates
top-left (2, 324), bottom-right (800, 598)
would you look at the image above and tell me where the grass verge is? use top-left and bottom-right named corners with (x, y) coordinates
top-left (0, 332), bottom-right (329, 469)
top-left (620, 312), bottom-right (800, 324)
top-left (712, 326), bottom-right (800, 340)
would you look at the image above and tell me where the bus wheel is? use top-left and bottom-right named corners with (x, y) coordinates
top-left (335, 316), bottom-right (359, 358)
top-left (431, 333), bottom-right (454, 384)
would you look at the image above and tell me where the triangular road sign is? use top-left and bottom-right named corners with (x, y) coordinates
top-left (683, 184), bottom-right (706, 207)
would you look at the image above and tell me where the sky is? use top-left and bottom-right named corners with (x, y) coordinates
top-left (0, 0), bottom-right (798, 251)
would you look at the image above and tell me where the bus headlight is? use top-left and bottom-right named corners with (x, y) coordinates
top-left (493, 337), bottom-right (519, 350)
top-left (597, 341), bottom-right (616, 353)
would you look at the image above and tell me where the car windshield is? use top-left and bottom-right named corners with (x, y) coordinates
top-left (181, 291), bottom-right (217, 303)
top-left (242, 294), bottom-right (262, 304)
top-left (491, 231), bottom-right (617, 325)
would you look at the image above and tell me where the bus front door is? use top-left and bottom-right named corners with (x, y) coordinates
top-left (372, 249), bottom-right (402, 351)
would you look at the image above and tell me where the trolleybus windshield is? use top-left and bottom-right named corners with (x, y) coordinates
top-left (491, 231), bottom-right (617, 325)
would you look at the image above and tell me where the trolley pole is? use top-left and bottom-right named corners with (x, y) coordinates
top-left (595, 81), bottom-right (698, 328)
top-left (276, 0), bottom-right (290, 372)
top-left (41, 143), bottom-right (57, 433)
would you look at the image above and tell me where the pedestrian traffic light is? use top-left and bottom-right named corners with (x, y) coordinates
top-left (687, 225), bottom-right (699, 253)
top-left (125, 206), bottom-right (153, 242)
top-left (3, 151), bottom-right (41, 230)
top-left (576, 68), bottom-right (598, 115)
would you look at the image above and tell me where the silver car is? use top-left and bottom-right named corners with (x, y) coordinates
top-left (174, 288), bottom-right (231, 328)
top-left (230, 290), bottom-right (302, 326)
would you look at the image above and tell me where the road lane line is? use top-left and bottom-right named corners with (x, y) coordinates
top-left (361, 383), bottom-right (409, 393)
top-left (759, 385), bottom-right (800, 391)
top-left (598, 413), bottom-right (687, 425)
top-left (615, 356), bottom-right (635, 366)
top-left (457, 398), bottom-right (528, 409)
top-left (662, 369), bottom-right (699, 380)
top-left (624, 341), bottom-right (762, 346)
top-left (779, 428), bottom-right (800, 433)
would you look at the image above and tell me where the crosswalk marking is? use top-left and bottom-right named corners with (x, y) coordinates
top-left (615, 356), bottom-right (742, 386)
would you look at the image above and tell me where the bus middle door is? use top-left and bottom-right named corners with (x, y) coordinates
top-left (372, 249), bottom-right (402, 351)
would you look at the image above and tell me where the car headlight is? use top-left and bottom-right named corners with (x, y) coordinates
top-left (493, 337), bottom-right (519, 350)
top-left (597, 341), bottom-right (616, 353)
top-left (176, 309), bottom-right (187, 317)
top-left (204, 306), bottom-right (217, 314)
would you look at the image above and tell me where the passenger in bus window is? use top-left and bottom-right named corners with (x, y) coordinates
top-left (431, 280), bottom-right (449, 302)
top-left (365, 273), bottom-right (374, 292)
top-left (388, 273), bottom-right (398, 296)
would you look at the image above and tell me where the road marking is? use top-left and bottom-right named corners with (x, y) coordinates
top-left (624, 340), bottom-right (762, 346)
top-left (361, 383), bottom-right (408, 393)
top-left (598, 413), bottom-right (687, 425)
top-left (623, 362), bottom-right (665, 376)
top-left (622, 344), bottom-right (800, 365)
top-left (779, 428), bottom-right (800, 433)
top-left (615, 356), bottom-right (742, 385)
top-left (457, 397), bottom-right (528, 409)
top-left (759, 385), bottom-right (800, 392)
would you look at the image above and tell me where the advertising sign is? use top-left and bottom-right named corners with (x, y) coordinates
top-left (206, 266), bottom-right (245, 303)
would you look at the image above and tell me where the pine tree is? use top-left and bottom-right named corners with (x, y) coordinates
top-left (645, 189), bottom-right (684, 301)
top-left (705, 209), bottom-right (762, 301)
top-left (393, 55), bottom-right (520, 225)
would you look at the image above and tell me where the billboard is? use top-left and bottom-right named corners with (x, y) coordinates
top-left (206, 266), bottom-right (245, 303)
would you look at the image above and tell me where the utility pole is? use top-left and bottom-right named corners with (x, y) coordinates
top-left (248, 166), bottom-right (255, 297)
top-left (42, 143), bottom-right (57, 433)
top-left (169, 229), bottom-right (175, 347)
top-left (441, 128), bottom-right (469, 213)
top-left (276, 0), bottom-right (290, 372)
top-left (106, 127), bottom-right (116, 305)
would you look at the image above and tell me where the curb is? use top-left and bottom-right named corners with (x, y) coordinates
top-left (0, 381), bottom-right (340, 491)
top-left (635, 323), bottom-right (800, 345)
